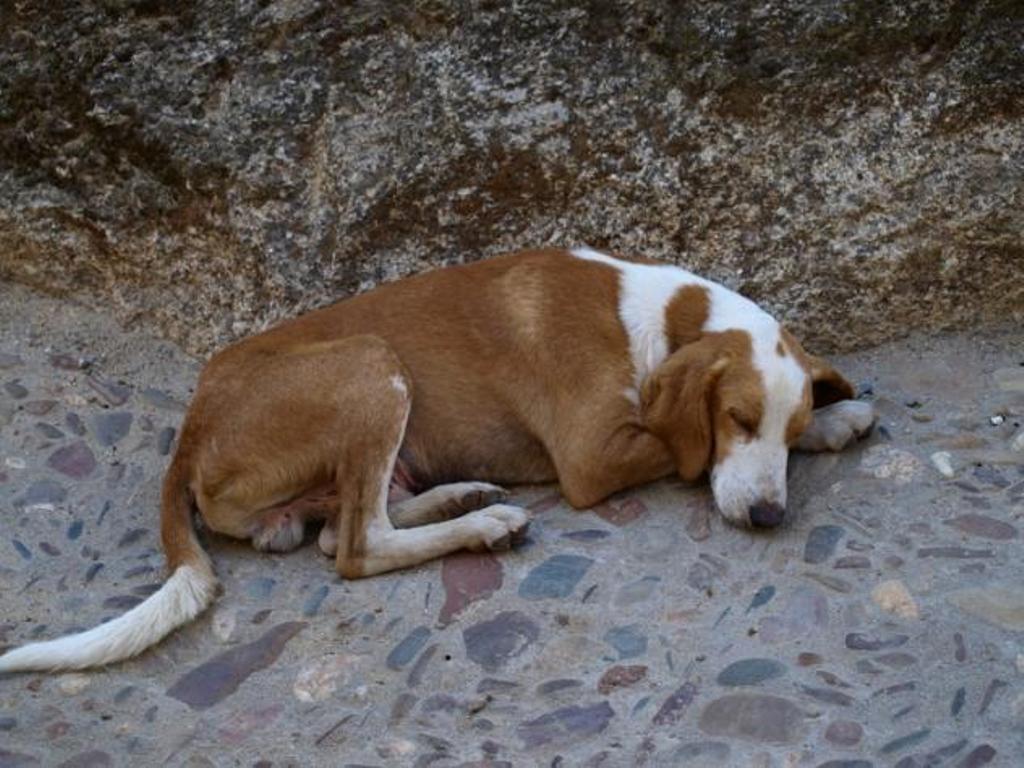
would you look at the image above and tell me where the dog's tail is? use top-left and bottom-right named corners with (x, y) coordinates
top-left (0, 453), bottom-right (217, 673)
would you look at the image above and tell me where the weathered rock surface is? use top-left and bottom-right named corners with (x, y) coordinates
top-left (2, 1), bottom-right (1022, 355)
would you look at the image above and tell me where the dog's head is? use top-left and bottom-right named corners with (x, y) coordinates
top-left (641, 327), bottom-right (853, 528)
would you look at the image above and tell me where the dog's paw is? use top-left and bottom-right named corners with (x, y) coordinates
top-left (797, 400), bottom-right (878, 453)
top-left (318, 523), bottom-right (338, 557)
top-left (467, 505), bottom-right (532, 552)
top-left (455, 482), bottom-right (510, 512)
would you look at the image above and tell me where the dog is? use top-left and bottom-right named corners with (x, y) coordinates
top-left (0, 247), bottom-right (875, 672)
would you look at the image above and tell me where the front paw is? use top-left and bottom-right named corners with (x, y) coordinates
top-left (796, 400), bottom-right (877, 453)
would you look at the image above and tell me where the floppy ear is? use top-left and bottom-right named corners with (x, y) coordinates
top-left (807, 354), bottom-right (855, 408)
top-left (780, 329), bottom-right (855, 409)
top-left (641, 338), bottom-right (726, 481)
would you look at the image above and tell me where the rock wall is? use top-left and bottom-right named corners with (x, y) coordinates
top-left (1, 0), bottom-right (1022, 355)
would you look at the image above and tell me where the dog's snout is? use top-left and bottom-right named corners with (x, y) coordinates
top-left (749, 501), bottom-right (785, 529)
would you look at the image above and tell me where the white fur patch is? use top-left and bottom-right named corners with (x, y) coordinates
top-left (571, 246), bottom-right (809, 524)
top-left (389, 374), bottom-right (408, 396)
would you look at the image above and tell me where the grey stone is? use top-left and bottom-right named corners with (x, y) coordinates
top-left (166, 621), bottom-right (306, 710)
top-left (517, 701), bottom-right (614, 749)
top-left (518, 554), bottom-right (593, 600)
top-left (880, 729), bottom-right (932, 755)
top-left (943, 514), bottom-right (1017, 540)
top-left (157, 426), bottom-right (176, 455)
top-left (463, 611), bottom-right (539, 671)
top-left (3, 381), bottom-right (28, 399)
top-left (386, 626), bottom-right (431, 670)
top-left (698, 694), bottom-right (805, 744)
top-left (92, 411), bottom-right (133, 446)
top-left (34, 422), bottom-right (63, 440)
top-left (947, 588), bottom-right (1024, 631)
top-left (804, 525), bottom-right (844, 564)
top-left (845, 633), bottom-right (909, 651)
top-left (603, 624), bottom-right (647, 660)
top-left (14, 479), bottom-right (67, 508)
top-left (717, 658), bottom-right (786, 686)
top-left (825, 720), bottom-right (864, 747)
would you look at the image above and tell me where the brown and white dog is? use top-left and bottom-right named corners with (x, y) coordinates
top-left (0, 247), bottom-right (874, 672)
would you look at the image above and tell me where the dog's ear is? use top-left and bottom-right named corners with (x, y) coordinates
top-left (642, 338), bottom-right (728, 481)
top-left (807, 354), bottom-right (855, 408)
top-left (780, 328), bottom-right (855, 408)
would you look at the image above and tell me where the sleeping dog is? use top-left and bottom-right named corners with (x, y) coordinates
top-left (0, 247), bottom-right (874, 672)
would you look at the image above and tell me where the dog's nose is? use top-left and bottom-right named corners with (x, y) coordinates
top-left (749, 501), bottom-right (785, 529)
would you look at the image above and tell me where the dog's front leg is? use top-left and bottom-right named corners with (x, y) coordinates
top-left (796, 400), bottom-right (877, 453)
top-left (553, 420), bottom-right (674, 510)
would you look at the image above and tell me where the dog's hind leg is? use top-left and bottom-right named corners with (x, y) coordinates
top-left (330, 357), bottom-right (531, 579)
top-left (388, 482), bottom-right (509, 528)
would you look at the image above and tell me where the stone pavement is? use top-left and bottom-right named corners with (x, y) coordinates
top-left (0, 279), bottom-right (1021, 767)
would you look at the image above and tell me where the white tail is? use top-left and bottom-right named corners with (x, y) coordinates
top-left (0, 564), bottom-right (216, 673)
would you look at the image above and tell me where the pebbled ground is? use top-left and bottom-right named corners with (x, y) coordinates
top-left (0, 280), bottom-right (1022, 767)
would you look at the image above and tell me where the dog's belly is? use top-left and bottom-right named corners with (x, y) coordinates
top-left (400, 416), bottom-right (557, 489)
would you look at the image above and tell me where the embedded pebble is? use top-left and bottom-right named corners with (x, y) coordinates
top-left (653, 682), bottom-right (699, 725)
top-left (698, 694), bottom-right (805, 744)
top-left (947, 588), bottom-right (1024, 631)
top-left (463, 611), bottom-right (539, 671)
top-left (46, 441), bottom-right (97, 478)
top-left (860, 446), bottom-right (924, 483)
top-left (804, 525), bottom-right (844, 564)
top-left (439, 552), bottom-right (502, 625)
top-left (212, 607), bottom-right (238, 643)
top-left (157, 426), bottom-right (176, 455)
top-left (57, 673), bottom-right (91, 695)
top-left (15, 479), bottom-right (67, 508)
top-left (603, 624), bottom-right (647, 659)
top-left (716, 658), bottom-right (785, 687)
top-left (943, 514), bottom-right (1017, 540)
top-left (931, 451), bottom-right (955, 477)
top-left (166, 622), bottom-right (306, 709)
top-left (825, 719), bottom-right (864, 747)
top-left (597, 664), bottom-right (647, 694)
top-left (845, 633), bottom-right (909, 651)
top-left (293, 654), bottom-right (361, 702)
top-left (93, 411), bottom-right (133, 446)
top-left (86, 374), bottom-right (130, 406)
top-left (518, 554), bottom-right (593, 599)
top-left (613, 575), bottom-right (660, 606)
top-left (302, 584), bottom-right (329, 616)
top-left (516, 701), bottom-right (614, 749)
top-left (4, 381), bottom-right (28, 399)
top-left (24, 399), bottom-right (57, 415)
top-left (35, 422), bottom-right (64, 439)
top-left (871, 580), bottom-right (920, 620)
top-left (386, 626), bottom-right (431, 670)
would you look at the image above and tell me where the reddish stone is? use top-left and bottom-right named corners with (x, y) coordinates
top-left (825, 719), bottom-right (864, 747)
top-left (217, 704), bottom-right (284, 745)
top-left (439, 551), bottom-right (503, 625)
top-left (597, 664), bottom-right (648, 694)
top-left (944, 514), bottom-right (1018, 540)
top-left (46, 441), bottom-right (96, 479)
top-left (594, 497), bottom-right (647, 526)
top-left (653, 681), bottom-right (698, 725)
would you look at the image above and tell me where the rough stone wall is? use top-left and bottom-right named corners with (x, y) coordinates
top-left (1, 0), bottom-right (1022, 355)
